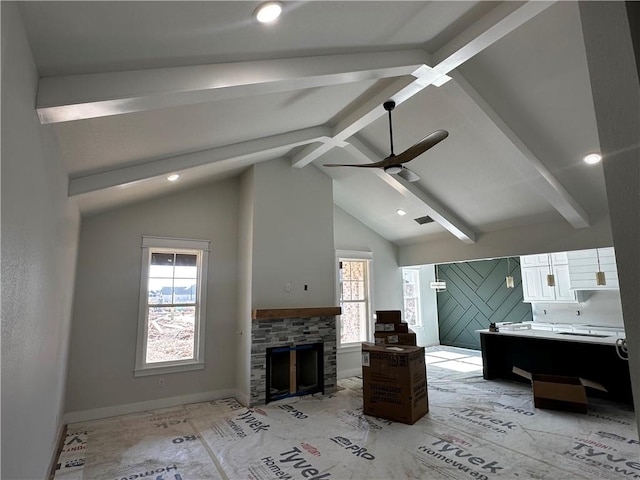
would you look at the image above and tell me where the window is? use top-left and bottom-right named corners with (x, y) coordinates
top-left (135, 236), bottom-right (210, 376)
top-left (402, 268), bottom-right (421, 327)
top-left (336, 251), bottom-right (373, 347)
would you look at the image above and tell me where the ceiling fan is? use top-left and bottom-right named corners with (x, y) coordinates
top-left (323, 100), bottom-right (448, 182)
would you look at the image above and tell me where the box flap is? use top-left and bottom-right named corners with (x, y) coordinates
top-left (512, 366), bottom-right (532, 381)
top-left (578, 378), bottom-right (608, 392)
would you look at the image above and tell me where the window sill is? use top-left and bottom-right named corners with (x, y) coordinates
top-left (338, 344), bottom-right (364, 353)
top-left (134, 361), bottom-right (204, 377)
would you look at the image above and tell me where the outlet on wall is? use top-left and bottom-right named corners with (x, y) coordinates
top-left (158, 378), bottom-right (165, 388)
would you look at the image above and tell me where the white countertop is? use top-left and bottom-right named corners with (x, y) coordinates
top-left (477, 327), bottom-right (622, 346)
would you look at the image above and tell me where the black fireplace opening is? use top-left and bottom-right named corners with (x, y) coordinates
top-left (266, 343), bottom-right (324, 403)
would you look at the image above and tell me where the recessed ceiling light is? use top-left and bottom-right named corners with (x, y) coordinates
top-left (583, 153), bottom-right (602, 165)
top-left (167, 174), bottom-right (180, 182)
top-left (396, 209), bottom-right (407, 216)
top-left (254, 2), bottom-right (282, 24)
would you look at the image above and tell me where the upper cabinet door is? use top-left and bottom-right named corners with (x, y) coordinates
top-left (567, 248), bottom-right (619, 289)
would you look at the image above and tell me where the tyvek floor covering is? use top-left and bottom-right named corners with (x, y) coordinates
top-left (55, 350), bottom-right (639, 480)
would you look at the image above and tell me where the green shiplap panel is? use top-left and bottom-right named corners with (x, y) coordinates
top-left (437, 258), bottom-right (532, 350)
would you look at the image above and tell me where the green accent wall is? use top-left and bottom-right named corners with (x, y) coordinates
top-left (437, 258), bottom-right (532, 350)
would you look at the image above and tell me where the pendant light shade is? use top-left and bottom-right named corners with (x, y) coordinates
top-left (505, 257), bottom-right (514, 289)
top-left (595, 249), bottom-right (607, 286)
top-left (546, 255), bottom-right (555, 287)
top-left (430, 265), bottom-right (447, 292)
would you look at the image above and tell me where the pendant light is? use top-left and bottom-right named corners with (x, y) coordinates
top-left (595, 249), bottom-right (607, 286)
top-left (546, 255), bottom-right (555, 287)
top-left (505, 257), bottom-right (515, 289)
top-left (430, 265), bottom-right (447, 292)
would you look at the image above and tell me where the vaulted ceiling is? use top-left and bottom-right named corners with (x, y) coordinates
top-left (18, 1), bottom-right (606, 246)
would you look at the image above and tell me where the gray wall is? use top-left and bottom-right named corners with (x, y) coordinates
top-left (66, 181), bottom-right (239, 413)
top-left (333, 205), bottom-right (403, 376)
top-left (1, 3), bottom-right (81, 478)
top-left (250, 159), bottom-right (335, 308)
top-left (580, 1), bottom-right (640, 440)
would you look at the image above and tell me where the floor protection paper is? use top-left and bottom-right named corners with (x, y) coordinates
top-left (54, 351), bottom-right (638, 480)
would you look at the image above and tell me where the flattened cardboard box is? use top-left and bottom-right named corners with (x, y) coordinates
top-left (513, 366), bottom-right (607, 414)
top-left (373, 331), bottom-right (417, 346)
top-left (362, 344), bottom-right (428, 424)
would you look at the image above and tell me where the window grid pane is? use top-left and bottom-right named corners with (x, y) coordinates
top-left (146, 249), bottom-right (200, 363)
top-left (339, 259), bottom-right (369, 345)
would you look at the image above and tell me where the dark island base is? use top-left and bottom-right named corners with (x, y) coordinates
top-left (480, 333), bottom-right (634, 405)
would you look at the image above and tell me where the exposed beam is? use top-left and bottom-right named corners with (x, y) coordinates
top-left (450, 71), bottom-right (590, 229)
top-left (37, 50), bottom-right (430, 124)
top-left (343, 136), bottom-right (477, 244)
top-left (69, 126), bottom-right (331, 196)
top-left (291, 1), bottom-right (555, 169)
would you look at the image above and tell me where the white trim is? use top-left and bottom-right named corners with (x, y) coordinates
top-left (337, 367), bottom-right (363, 379)
top-left (142, 235), bottom-right (211, 250)
top-left (63, 388), bottom-right (243, 424)
top-left (134, 362), bottom-right (204, 377)
top-left (337, 344), bottom-right (362, 353)
top-left (336, 249), bottom-right (373, 260)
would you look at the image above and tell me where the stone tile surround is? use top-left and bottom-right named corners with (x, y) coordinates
top-left (250, 307), bottom-right (339, 407)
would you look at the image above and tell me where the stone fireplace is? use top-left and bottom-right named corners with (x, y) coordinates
top-left (250, 307), bottom-right (340, 407)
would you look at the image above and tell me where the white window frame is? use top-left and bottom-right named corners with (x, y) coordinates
top-left (135, 236), bottom-right (210, 377)
top-left (402, 267), bottom-right (422, 327)
top-left (336, 250), bottom-right (374, 350)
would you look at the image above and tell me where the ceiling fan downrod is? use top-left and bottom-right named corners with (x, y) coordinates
top-left (383, 100), bottom-right (403, 174)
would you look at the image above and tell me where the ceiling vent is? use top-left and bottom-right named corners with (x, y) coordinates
top-left (414, 215), bottom-right (434, 225)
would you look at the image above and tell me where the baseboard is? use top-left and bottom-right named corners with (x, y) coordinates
top-left (63, 388), bottom-right (243, 424)
top-left (48, 422), bottom-right (67, 480)
top-left (337, 367), bottom-right (362, 379)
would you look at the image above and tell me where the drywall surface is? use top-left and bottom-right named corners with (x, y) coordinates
top-left (236, 167), bottom-right (255, 405)
top-left (333, 206), bottom-right (403, 376)
top-left (250, 158), bottom-right (335, 308)
top-left (399, 211), bottom-right (613, 267)
top-left (66, 180), bottom-right (239, 413)
top-left (531, 290), bottom-right (624, 328)
top-left (1, 3), bottom-right (81, 478)
top-left (580, 1), bottom-right (640, 440)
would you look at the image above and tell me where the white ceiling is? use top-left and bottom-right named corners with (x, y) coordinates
top-left (18, 1), bottom-right (607, 245)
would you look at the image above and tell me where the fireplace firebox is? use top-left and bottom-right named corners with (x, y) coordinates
top-left (266, 343), bottom-right (324, 403)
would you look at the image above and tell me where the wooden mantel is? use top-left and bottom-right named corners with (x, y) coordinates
top-left (252, 307), bottom-right (341, 320)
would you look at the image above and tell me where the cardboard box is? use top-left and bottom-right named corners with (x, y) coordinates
top-left (362, 344), bottom-right (428, 424)
top-left (513, 367), bottom-right (607, 414)
top-left (374, 331), bottom-right (417, 346)
top-left (375, 310), bottom-right (402, 324)
top-left (396, 322), bottom-right (409, 333)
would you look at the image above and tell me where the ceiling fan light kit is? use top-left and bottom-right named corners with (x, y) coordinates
top-left (323, 99), bottom-right (448, 183)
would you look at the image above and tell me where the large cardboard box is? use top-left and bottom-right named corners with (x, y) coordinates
top-left (375, 310), bottom-right (402, 324)
top-left (362, 344), bottom-right (428, 424)
top-left (513, 367), bottom-right (607, 414)
top-left (373, 331), bottom-right (417, 346)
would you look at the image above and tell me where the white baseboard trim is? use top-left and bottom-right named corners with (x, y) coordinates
top-left (63, 388), bottom-right (243, 424)
top-left (337, 367), bottom-right (362, 379)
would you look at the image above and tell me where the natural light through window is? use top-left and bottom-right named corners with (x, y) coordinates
top-left (402, 268), bottom-right (421, 327)
top-left (337, 252), bottom-right (372, 347)
top-left (135, 236), bottom-right (210, 376)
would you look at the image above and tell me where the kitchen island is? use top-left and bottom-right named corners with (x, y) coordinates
top-left (478, 328), bottom-right (633, 404)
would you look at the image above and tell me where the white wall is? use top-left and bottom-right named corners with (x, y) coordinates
top-left (416, 265), bottom-right (440, 346)
top-left (250, 159), bottom-right (335, 308)
top-left (66, 181), bottom-right (239, 414)
top-left (399, 211), bottom-right (614, 267)
top-left (1, 3), bottom-right (81, 478)
top-left (530, 290), bottom-right (624, 328)
top-left (333, 206), bottom-right (403, 377)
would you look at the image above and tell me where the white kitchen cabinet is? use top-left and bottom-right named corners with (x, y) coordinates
top-left (520, 254), bottom-right (581, 303)
top-left (567, 247), bottom-right (619, 289)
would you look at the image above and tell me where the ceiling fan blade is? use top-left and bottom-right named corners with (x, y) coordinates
top-left (393, 129), bottom-right (449, 165)
top-left (322, 162), bottom-right (383, 168)
top-left (395, 166), bottom-right (420, 182)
